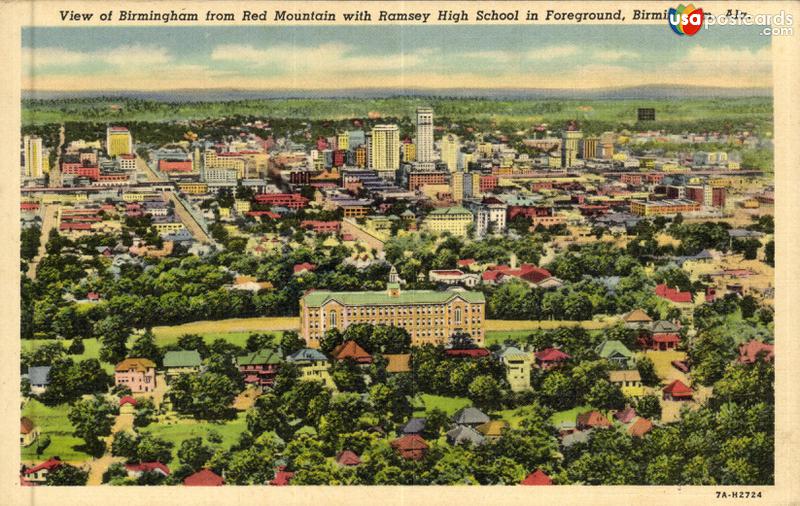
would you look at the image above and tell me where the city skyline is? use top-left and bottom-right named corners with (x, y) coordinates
top-left (22, 25), bottom-right (772, 92)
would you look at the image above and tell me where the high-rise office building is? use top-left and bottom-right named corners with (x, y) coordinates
top-left (370, 125), bottom-right (400, 177)
top-left (582, 137), bottom-right (599, 160)
top-left (416, 107), bottom-right (434, 163)
top-left (561, 123), bottom-right (582, 168)
top-left (441, 133), bottom-right (460, 173)
top-left (23, 135), bottom-right (43, 178)
top-left (107, 127), bottom-right (133, 157)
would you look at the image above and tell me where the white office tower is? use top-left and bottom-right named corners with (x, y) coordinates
top-left (370, 124), bottom-right (400, 177)
top-left (23, 135), bottom-right (43, 178)
top-left (416, 107), bottom-right (434, 163)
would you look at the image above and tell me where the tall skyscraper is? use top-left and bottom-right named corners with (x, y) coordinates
top-left (107, 127), bottom-right (133, 157)
top-left (561, 122), bottom-right (582, 168)
top-left (582, 137), bottom-right (599, 160)
top-left (600, 132), bottom-right (615, 159)
top-left (441, 133), bottom-right (460, 173)
top-left (370, 125), bottom-right (400, 176)
top-left (23, 135), bottom-right (43, 178)
top-left (416, 107), bottom-right (434, 163)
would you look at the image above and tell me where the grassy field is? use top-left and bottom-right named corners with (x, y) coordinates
top-left (21, 400), bottom-right (91, 463)
top-left (412, 394), bottom-right (471, 417)
top-left (151, 317), bottom-right (298, 341)
top-left (550, 405), bottom-right (594, 427)
top-left (139, 413), bottom-right (248, 467)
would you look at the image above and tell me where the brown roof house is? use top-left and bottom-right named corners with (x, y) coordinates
top-left (20, 417), bottom-right (39, 447)
top-left (183, 468), bottom-right (224, 486)
top-left (576, 411), bottom-right (611, 430)
top-left (115, 358), bottom-right (156, 393)
top-left (331, 340), bottom-right (372, 365)
top-left (662, 379), bottom-right (693, 401)
top-left (391, 434), bottom-right (429, 460)
top-left (521, 469), bottom-right (553, 486)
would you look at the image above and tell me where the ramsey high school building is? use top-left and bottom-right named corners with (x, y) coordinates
top-left (299, 276), bottom-right (485, 348)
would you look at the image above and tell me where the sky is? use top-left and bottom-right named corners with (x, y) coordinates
top-left (21, 25), bottom-right (772, 92)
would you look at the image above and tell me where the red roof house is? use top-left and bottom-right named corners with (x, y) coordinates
top-left (270, 465), bottom-right (294, 486)
top-left (738, 340), bottom-right (774, 364)
top-left (444, 348), bottom-right (491, 359)
top-left (119, 396), bottom-right (137, 407)
top-left (655, 284), bottom-right (693, 304)
top-left (535, 348), bottom-right (571, 369)
top-left (331, 340), bottom-right (372, 364)
top-left (391, 434), bottom-right (429, 460)
top-left (125, 462), bottom-right (170, 477)
top-left (521, 469), bottom-right (553, 485)
top-left (23, 457), bottom-right (63, 482)
top-left (662, 379), bottom-right (693, 401)
top-left (183, 468), bottom-right (224, 486)
top-left (335, 450), bottom-right (362, 466)
top-left (293, 262), bottom-right (317, 275)
top-left (576, 411), bottom-right (611, 430)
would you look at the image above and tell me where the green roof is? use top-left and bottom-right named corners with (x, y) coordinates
top-left (596, 340), bottom-right (633, 359)
top-left (427, 206), bottom-right (472, 216)
top-left (302, 289), bottom-right (485, 307)
top-left (237, 348), bottom-right (282, 366)
top-left (163, 350), bottom-right (202, 368)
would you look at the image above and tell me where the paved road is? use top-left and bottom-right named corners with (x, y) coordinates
top-left (165, 191), bottom-right (212, 244)
top-left (137, 155), bottom-right (166, 182)
top-left (26, 204), bottom-right (59, 280)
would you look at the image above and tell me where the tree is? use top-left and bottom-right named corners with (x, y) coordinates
top-left (42, 358), bottom-right (113, 404)
top-left (636, 356), bottom-right (660, 387)
top-left (170, 372), bottom-right (238, 420)
top-left (95, 315), bottom-right (131, 364)
top-left (739, 295), bottom-right (758, 319)
top-left (45, 463), bottom-right (88, 486)
top-left (280, 330), bottom-right (305, 356)
top-left (68, 396), bottom-right (116, 457)
top-left (67, 338), bottom-right (85, 355)
top-left (177, 334), bottom-right (208, 357)
top-left (136, 433), bottom-right (174, 463)
top-left (468, 375), bottom-right (502, 411)
top-left (246, 333), bottom-right (273, 352)
top-left (178, 437), bottom-right (214, 472)
top-left (134, 397), bottom-right (157, 428)
top-left (35, 434), bottom-right (51, 456)
top-left (585, 380), bottom-right (625, 410)
top-left (636, 394), bottom-right (662, 421)
top-left (331, 358), bottom-right (367, 393)
top-left (111, 431), bottom-right (139, 461)
top-left (129, 328), bottom-right (162, 366)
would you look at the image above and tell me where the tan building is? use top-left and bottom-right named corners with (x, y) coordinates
top-left (499, 346), bottom-right (532, 392)
top-left (423, 206), bottom-right (474, 237)
top-left (299, 269), bottom-right (485, 348)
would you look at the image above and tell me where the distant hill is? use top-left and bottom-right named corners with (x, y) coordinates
top-left (23, 85), bottom-right (771, 102)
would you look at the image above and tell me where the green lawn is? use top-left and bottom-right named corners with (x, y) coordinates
top-left (21, 399), bottom-right (91, 463)
top-left (22, 338), bottom-right (115, 373)
top-left (485, 330), bottom-right (536, 347)
top-left (550, 405), bottom-right (593, 427)
top-left (412, 394), bottom-right (471, 416)
top-left (139, 413), bottom-right (248, 467)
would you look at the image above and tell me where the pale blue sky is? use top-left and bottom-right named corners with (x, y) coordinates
top-left (22, 25), bottom-right (772, 91)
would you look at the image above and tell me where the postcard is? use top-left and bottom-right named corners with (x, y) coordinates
top-left (1, 1), bottom-right (798, 505)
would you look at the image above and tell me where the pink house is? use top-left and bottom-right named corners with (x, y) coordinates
top-left (115, 358), bottom-right (157, 393)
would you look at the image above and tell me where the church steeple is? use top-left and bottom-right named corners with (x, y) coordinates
top-left (387, 265), bottom-right (401, 297)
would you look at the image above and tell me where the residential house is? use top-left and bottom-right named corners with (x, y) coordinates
top-left (561, 429), bottom-right (592, 448)
top-left (596, 340), bottom-right (635, 368)
top-left (335, 450), bottom-right (361, 467)
top-left (499, 346), bottom-right (532, 392)
top-left (237, 348), bottom-right (282, 390)
top-left (286, 348), bottom-right (334, 387)
top-left (446, 425), bottom-right (485, 446)
top-left (293, 262), bottom-right (317, 276)
top-left (20, 417), bottom-right (38, 447)
top-left (534, 348), bottom-right (571, 370)
top-left (609, 370), bottom-right (644, 397)
top-left (738, 340), bottom-right (774, 364)
top-left (401, 418), bottom-right (426, 435)
top-left (476, 420), bottom-right (509, 441)
top-left (521, 469), bottom-right (553, 486)
top-left (114, 358), bottom-right (157, 393)
top-left (481, 263), bottom-right (563, 289)
top-left (627, 417), bottom-right (654, 438)
top-left (391, 434), bottom-right (429, 460)
top-left (576, 411), bottom-right (611, 430)
top-left (331, 340), bottom-right (372, 365)
top-left (27, 366), bottom-right (51, 395)
top-left (22, 457), bottom-right (63, 483)
top-left (613, 406), bottom-right (637, 424)
top-left (452, 407), bottom-right (490, 428)
top-left (163, 350), bottom-right (203, 382)
top-left (270, 465), bottom-right (294, 486)
top-left (655, 283), bottom-right (694, 305)
top-left (119, 396), bottom-right (137, 415)
top-left (662, 379), bottom-right (693, 401)
top-left (183, 468), bottom-right (224, 486)
top-left (622, 308), bottom-right (652, 329)
top-left (125, 462), bottom-right (170, 479)
top-left (637, 320), bottom-right (681, 351)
